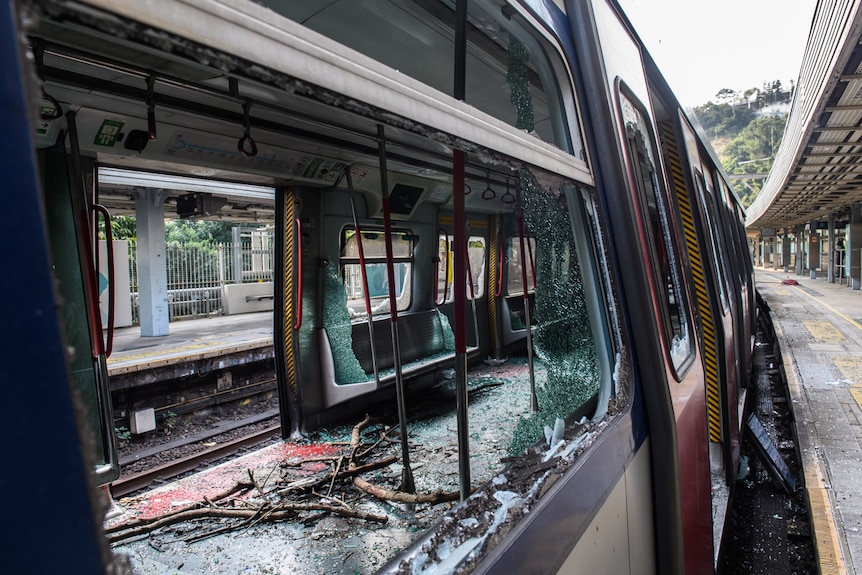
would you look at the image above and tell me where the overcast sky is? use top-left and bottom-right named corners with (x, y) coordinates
top-left (615, 0), bottom-right (818, 108)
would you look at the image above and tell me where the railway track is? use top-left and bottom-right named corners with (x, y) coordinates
top-left (111, 424), bottom-right (281, 498)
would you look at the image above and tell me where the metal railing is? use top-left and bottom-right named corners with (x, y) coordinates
top-left (128, 230), bottom-right (275, 323)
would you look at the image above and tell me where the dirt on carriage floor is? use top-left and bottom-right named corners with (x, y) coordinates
top-left (109, 357), bottom-right (551, 575)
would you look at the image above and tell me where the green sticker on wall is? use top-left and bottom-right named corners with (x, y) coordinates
top-left (94, 119), bottom-right (125, 147)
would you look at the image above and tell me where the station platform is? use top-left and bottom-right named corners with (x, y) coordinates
top-left (756, 266), bottom-right (862, 575)
top-left (106, 312), bottom-right (273, 384)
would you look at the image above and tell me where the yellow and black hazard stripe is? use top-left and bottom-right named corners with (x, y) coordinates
top-left (488, 214), bottom-right (500, 355)
top-left (282, 187), bottom-right (298, 398)
top-left (660, 121), bottom-right (722, 443)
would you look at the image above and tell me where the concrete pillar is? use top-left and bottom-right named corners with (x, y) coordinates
top-left (783, 228), bottom-right (791, 272)
top-left (232, 226), bottom-right (244, 283)
top-left (828, 214), bottom-right (835, 283)
top-left (772, 237), bottom-right (778, 270)
top-left (852, 205), bottom-right (862, 290)
top-left (759, 236), bottom-right (765, 268)
top-left (809, 220), bottom-right (819, 280)
top-left (794, 226), bottom-right (805, 276)
top-left (751, 236), bottom-right (760, 268)
top-left (134, 187), bottom-right (169, 336)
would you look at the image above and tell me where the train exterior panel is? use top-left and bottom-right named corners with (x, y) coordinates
top-left (6, 0), bottom-right (752, 573)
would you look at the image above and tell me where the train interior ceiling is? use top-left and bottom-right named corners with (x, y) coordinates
top-left (33, 0), bottom-right (578, 219)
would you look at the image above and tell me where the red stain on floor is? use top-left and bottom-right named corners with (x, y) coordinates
top-left (118, 441), bottom-right (343, 519)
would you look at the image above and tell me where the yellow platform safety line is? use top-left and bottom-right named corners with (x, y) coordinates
top-left (832, 355), bottom-right (862, 384)
top-left (830, 356), bottom-right (862, 412)
top-left (106, 340), bottom-right (273, 376)
top-left (774, 318), bottom-right (848, 575)
top-left (773, 288), bottom-right (792, 297)
top-left (790, 282), bottom-right (862, 332)
top-left (108, 341), bottom-right (224, 363)
top-left (659, 121), bottom-right (722, 442)
top-left (283, 188), bottom-right (297, 395)
top-left (804, 320), bottom-right (847, 343)
top-left (850, 385), bottom-right (862, 411)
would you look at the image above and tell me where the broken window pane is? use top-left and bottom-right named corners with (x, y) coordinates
top-left (507, 172), bottom-right (600, 455)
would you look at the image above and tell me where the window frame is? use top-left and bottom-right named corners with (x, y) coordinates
top-left (339, 227), bottom-right (414, 318)
top-left (617, 84), bottom-right (694, 377)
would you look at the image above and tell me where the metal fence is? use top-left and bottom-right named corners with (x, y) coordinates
top-left (129, 229), bottom-right (275, 323)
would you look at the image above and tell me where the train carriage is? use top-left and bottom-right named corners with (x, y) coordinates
top-left (4, 0), bottom-right (753, 573)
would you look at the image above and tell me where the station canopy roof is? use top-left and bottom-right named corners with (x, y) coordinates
top-left (745, 3), bottom-right (862, 233)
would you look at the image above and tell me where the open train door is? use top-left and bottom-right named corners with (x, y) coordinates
top-left (3, 5), bottom-right (114, 571)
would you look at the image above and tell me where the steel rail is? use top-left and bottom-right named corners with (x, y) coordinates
top-left (111, 424), bottom-right (280, 497)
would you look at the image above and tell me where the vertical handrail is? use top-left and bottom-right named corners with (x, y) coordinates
top-left (293, 217), bottom-right (303, 330)
top-left (66, 111), bottom-right (104, 359)
top-left (516, 181), bottom-right (539, 413)
top-left (346, 169), bottom-right (380, 386)
top-left (78, 211), bottom-right (105, 359)
top-left (453, 0), bottom-right (471, 502)
top-left (92, 204), bottom-right (115, 358)
top-left (378, 124), bottom-right (415, 494)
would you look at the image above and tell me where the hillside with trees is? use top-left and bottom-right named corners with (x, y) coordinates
top-left (691, 80), bottom-right (792, 208)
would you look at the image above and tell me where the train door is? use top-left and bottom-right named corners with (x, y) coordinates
top-left (434, 217), bottom-right (489, 353)
top-left (674, 117), bottom-right (741, 483)
top-left (500, 217), bottom-right (537, 352)
top-left (703, 167), bottom-right (746, 473)
top-left (274, 186), bottom-right (305, 437)
top-left (571, 1), bottom-right (714, 570)
top-left (4, 11), bottom-right (114, 571)
top-left (617, 87), bottom-right (713, 574)
top-left (693, 162), bottom-right (741, 482)
top-left (40, 119), bottom-right (120, 485)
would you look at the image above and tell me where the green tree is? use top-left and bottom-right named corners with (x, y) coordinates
top-left (165, 220), bottom-right (240, 244)
top-left (722, 114), bottom-right (787, 207)
top-left (103, 215), bottom-right (136, 240)
top-left (692, 101), bottom-right (757, 140)
top-left (715, 88), bottom-right (736, 102)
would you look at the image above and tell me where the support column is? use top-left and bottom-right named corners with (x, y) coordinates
top-left (795, 225), bottom-right (804, 276)
top-left (134, 187), bottom-right (169, 336)
top-left (772, 237), bottom-right (780, 270)
top-left (828, 214), bottom-right (835, 283)
top-left (759, 235), bottom-right (765, 268)
top-left (232, 226), bottom-right (244, 283)
top-left (852, 205), bottom-right (862, 290)
top-left (782, 229), bottom-right (791, 272)
top-left (809, 220), bottom-right (819, 280)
